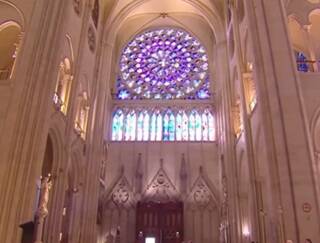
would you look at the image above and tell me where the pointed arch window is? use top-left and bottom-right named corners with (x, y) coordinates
top-left (189, 111), bottom-right (196, 141)
top-left (143, 111), bottom-right (150, 141)
top-left (156, 111), bottom-right (162, 141)
top-left (176, 111), bottom-right (183, 141)
top-left (150, 112), bottom-right (157, 141)
top-left (137, 112), bottom-right (144, 141)
top-left (182, 112), bottom-right (189, 141)
top-left (112, 109), bottom-right (124, 141)
top-left (168, 112), bottom-right (175, 141)
top-left (125, 110), bottom-right (136, 141)
top-left (195, 111), bottom-right (202, 141)
top-left (163, 111), bottom-right (170, 141)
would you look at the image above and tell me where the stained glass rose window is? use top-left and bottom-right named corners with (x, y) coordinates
top-left (116, 28), bottom-right (211, 100)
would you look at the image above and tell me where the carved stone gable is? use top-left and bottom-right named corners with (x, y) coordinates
top-left (108, 176), bottom-right (135, 208)
top-left (187, 170), bottom-right (216, 210)
top-left (143, 165), bottom-right (179, 202)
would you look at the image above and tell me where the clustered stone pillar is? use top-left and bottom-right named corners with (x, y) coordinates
top-left (245, 0), bottom-right (320, 242)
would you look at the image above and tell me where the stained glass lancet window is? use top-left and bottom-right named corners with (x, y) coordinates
top-left (168, 112), bottom-right (175, 141)
top-left (124, 110), bottom-right (136, 141)
top-left (112, 109), bottom-right (124, 141)
top-left (116, 28), bottom-right (211, 100)
top-left (111, 108), bottom-right (215, 141)
top-left (189, 111), bottom-right (196, 141)
top-left (195, 111), bottom-right (202, 141)
top-left (150, 112), bottom-right (157, 141)
top-left (156, 111), bottom-right (162, 141)
top-left (182, 112), bottom-right (189, 141)
top-left (143, 111), bottom-right (150, 141)
top-left (137, 112), bottom-right (144, 141)
top-left (163, 111), bottom-right (170, 141)
top-left (176, 111), bottom-right (183, 141)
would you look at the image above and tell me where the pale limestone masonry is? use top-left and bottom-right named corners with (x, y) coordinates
top-left (0, 1), bottom-right (320, 243)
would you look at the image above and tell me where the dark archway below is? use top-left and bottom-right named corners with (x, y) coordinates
top-left (135, 201), bottom-right (183, 243)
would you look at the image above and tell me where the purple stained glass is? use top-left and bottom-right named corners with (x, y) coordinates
top-left (295, 52), bottom-right (309, 72)
top-left (116, 28), bottom-right (211, 100)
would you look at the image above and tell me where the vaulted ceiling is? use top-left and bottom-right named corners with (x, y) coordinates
top-left (99, 0), bottom-right (226, 90)
top-left (100, 0), bottom-right (226, 46)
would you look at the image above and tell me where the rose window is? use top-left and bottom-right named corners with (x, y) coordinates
top-left (116, 28), bottom-right (211, 100)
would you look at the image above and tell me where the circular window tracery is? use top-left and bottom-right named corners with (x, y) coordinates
top-left (116, 28), bottom-right (211, 100)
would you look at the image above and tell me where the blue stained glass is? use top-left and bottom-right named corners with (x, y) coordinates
top-left (117, 89), bottom-right (130, 99)
top-left (116, 28), bottom-right (211, 100)
top-left (124, 111), bottom-right (136, 141)
top-left (189, 112), bottom-right (196, 141)
top-left (143, 112), bottom-right (150, 141)
top-left (111, 108), bottom-right (215, 142)
top-left (112, 109), bottom-right (124, 141)
top-left (150, 113), bottom-right (157, 141)
top-left (169, 113), bottom-right (175, 141)
top-left (163, 113), bottom-right (170, 141)
top-left (296, 52), bottom-right (309, 72)
top-left (137, 112), bottom-right (144, 141)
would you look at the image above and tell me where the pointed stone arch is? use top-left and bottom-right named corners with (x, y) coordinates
top-left (0, 1), bottom-right (25, 29)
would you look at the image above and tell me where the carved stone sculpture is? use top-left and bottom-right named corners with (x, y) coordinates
top-left (34, 176), bottom-right (52, 243)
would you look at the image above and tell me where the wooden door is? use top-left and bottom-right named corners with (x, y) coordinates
top-left (136, 201), bottom-right (183, 243)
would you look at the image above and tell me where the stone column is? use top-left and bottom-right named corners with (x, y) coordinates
top-left (0, 1), bottom-right (68, 242)
top-left (245, 0), bottom-right (320, 242)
